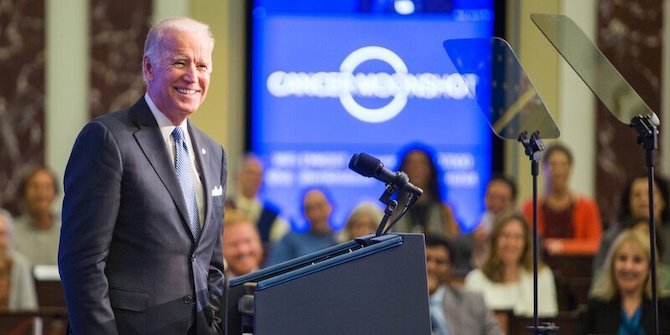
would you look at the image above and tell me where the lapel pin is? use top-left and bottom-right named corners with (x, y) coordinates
top-left (201, 148), bottom-right (207, 155)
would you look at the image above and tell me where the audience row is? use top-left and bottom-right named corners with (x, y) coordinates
top-left (222, 199), bottom-right (670, 334)
top-left (219, 143), bottom-right (670, 334)
top-left (3, 142), bottom-right (670, 335)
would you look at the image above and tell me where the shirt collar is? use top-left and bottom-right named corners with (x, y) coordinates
top-left (431, 285), bottom-right (447, 303)
top-left (144, 93), bottom-right (189, 141)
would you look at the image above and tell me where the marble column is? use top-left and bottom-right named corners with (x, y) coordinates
top-left (89, 0), bottom-right (152, 118)
top-left (0, 0), bottom-right (45, 215)
top-left (596, 0), bottom-right (663, 226)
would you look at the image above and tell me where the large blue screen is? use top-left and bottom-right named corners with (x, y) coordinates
top-left (250, 2), bottom-right (494, 232)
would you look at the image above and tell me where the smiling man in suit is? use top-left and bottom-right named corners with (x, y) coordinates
top-left (59, 17), bottom-right (226, 335)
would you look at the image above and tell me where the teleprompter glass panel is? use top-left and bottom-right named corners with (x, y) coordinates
top-left (443, 37), bottom-right (560, 140)
top-left (531, 13), bottom-right (654, 124)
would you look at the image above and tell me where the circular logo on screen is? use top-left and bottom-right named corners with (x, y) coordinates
top-left (338, 46), bottom-right (408, 123)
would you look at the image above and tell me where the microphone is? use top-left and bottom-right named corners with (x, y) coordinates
top-left (349, 153), bottom-right (423, 197)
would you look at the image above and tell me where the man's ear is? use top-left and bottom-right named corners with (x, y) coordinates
top-left (143, 56), bottom-right (154, 81)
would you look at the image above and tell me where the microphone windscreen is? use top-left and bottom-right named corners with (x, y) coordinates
top-left (349, 153), bottom-right (381, 177)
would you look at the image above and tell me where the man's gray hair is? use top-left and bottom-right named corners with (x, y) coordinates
top-left (142, 17), bottom-right (215, 82)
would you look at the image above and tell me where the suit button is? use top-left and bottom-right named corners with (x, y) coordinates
top-left (183, 295), bottom-right (193, 304)
top-left (192, 255), bottom-right (196, 262)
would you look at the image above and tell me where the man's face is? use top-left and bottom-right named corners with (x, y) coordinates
top-left (238, 157), bottom-right (264, 198)
top-left (484, 180), bottom-right (514, 215)
top-left (144, 29), bottom-right (212, 124)
top-left (222, 223), bottom-right (263, 277)
top-left (303, 190), bottom-right (332, 233)
top-left (426, 245), bottom-right (450, 295)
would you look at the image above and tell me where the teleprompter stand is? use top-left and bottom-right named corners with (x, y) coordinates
top-left (630, 113), bottom-right (661, 334)
top-left (532, 14), bottom-right (663, 334)
top-left (519, 131), bottom-right (558, 335)
top-left (444, 36), bottom-right (561, 334)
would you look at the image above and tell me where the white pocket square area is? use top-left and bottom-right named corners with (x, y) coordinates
top-left (211, 185), bottom-right (223, 197)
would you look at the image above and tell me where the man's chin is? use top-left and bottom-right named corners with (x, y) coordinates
top-left (178, 105), bottom-right (199, 115)
top-left (172, 98), bottom-right (201, 112)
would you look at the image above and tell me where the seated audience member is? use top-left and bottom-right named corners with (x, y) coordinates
top-left (468, 174), bottom-right (518, 269)
top-left (222, 211), bottom-right (264, 279)
top-left (13, 166), bottom-right (61, 265)
top-left (235, 154), bottom-right (289, 244)
top-left (0, 209), bottom-right (37, 311)
top-left (581, 229), bottom-right (670, 335)
top-left (464, 212), bottom-right (557, 317)
top-left (593, 174), bottom-right (670, 273)
top-left (266, 188), bottom-right (338, 265)
top-left (521, 143), bottom-right (602, 254)
top-left (591, 216), bottom-right (670, 294)
top-left (392, 144), bottom-right (460, 238)
top-left (339, 202), bottom-right (383, 241)
top-left (425, 234), bottom-right (503, 335)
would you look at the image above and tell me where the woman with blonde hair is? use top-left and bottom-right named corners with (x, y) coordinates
top-left (340, 202), bottom-right (383, 241)
top-left (582, 229), bottom-right (670, 334)
top-left (464, 212), bottom-right (557, 317)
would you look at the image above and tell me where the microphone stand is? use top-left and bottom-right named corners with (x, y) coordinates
top-left (375, 185), bottom-right (399, 237)
top-left (373, 172), bottom-right (422, 237)
top-left (518, 131), bottom-right (559, 335)
top-left (630, 114), bottom-right (660, 335)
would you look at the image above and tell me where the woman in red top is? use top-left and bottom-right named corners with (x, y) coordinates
top-left (522, 143), bottom-right (602, 254)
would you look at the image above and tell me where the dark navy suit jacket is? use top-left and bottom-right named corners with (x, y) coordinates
top-left (59, 97), bottom-right (227, 334)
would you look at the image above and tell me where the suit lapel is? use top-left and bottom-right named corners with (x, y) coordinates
top-left (130, 98), bottom-right (191, 230)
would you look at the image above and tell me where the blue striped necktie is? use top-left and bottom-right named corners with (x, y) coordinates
top-left (172, 126), bottom-right (201, 242)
